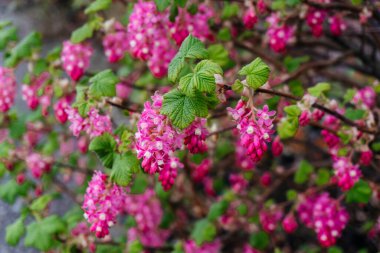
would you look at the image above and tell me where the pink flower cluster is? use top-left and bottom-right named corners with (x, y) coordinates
top-left (125, 189), bottom-right (169, 247)
top-left (66, 107), bottom-right (112, 138)
top-left (332, 157), bottom-right (361, 191)
top-left (306, 8), bottom-right (327, 37)
top-left (26, 153), bottom-right (53, 179)
top-left (54, 96), bottom-right (71, 124)
top-left (235, 139), bottom-right (255, 170)
top-left (329, 15), bottom-right (346, 36)
top-left (184, 118), bottom-right (208, 154)
top-left (103, 22), bottom-right (128, 63)
top-left (229, 173), bottom-right (248, 193)
top-left (61, 41), bottom-right (93, 81)
top-left (184, 239), bottom-right (221, 253)
top-left (353, 87), bottom-right (376, 109)
top-left (126, 2), bottom-right (214, 78)
top-left (282, 214), bottom-right (298, 233)
top-left (259, 208), bottom-right (282, 233)
top-left (135, 93), bottom-right (183, 190)
top-left (0, 67), bottom-right (17, 112)
top-left (191, 158), bottom-right (212, 183)
top-left (266, 14), bottom-right (294, 53)
top-left (82, 171), bottom-right (126, 238)
top-left (169, 4), bottom-right (214, 45)
top-left (228, 100), bottom-right (276, 164)
top-left (243, 7), bottom-right (258, 29)
top-left (297, 193), bottom-right (349, 247)
top-left (21, 72), bottom-right (51, 113)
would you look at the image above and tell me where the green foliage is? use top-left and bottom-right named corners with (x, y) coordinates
top-left (284, 105), bottom-right (301, 117)
top-left (0, 26), bottom-right (18, 50)
top-left (5, 32), bottom-right (41, 67)
top-left (232, 79), bottom-right (244, 93)
top-left (289, 80), bottom-right (304, 97)
top-left (371, 141), bottom-right (380, 152)
top-left (307, 82), bottom-right (331, 97)
top-left (89, 133), bottom-right (117, 168)
top-left (221, 2), bottom-right (239, 19)
top-left (315, 168), bottom-right (331, 186)
top-left (207, 44), bottom-right (231, 69)
top-left (344, 108), bottom-right (365, 121)
top-left (249, 231), bottom-right (269, 250)
top-left (286, 189), bottom-right (297, 201)
top-left (343, 89), bottom-right (356, 104)
top-left (217, 28), bottom-right (231, 41)
top-left (277, 117), bottom-right (298, 139)
top-left (127, 240), bottom-right (144, 253)
top-left (155, 0), bottom-right (170, 11)
top-left (71, 22), bottom-right (95, 43)
top-left (161, 89), bottom-right (208, 129)
top-left (0, 180), bottom-right (32, 204)
top-left (30, 194), bottom-right (53, 212)
top-left (6, 217), bottom-right (25, 246)
top-left (85, 0), bottom-right (112, 14)
top-left (284, 56), bottom-right (309, 72)
top-left (174, 0), bottom-right (187, 8)
top-left (24, 215), bottom-right (66, 251)
top-left (72, 86), bottom-right (93, 117)
top-left (191, 219), bottom-right (217, 245)
top-left (168, 35), bottom-right (208, 83)
top-left (130, 174), bottom-right (149, 194)
top-left (346, 180), bottom-right (372, 204)
top-left (207, 200), bottom-right (229, 222)
top-left (179, 60), bottom-right (223, 96)
top-left (89, 69), bottom-right (118, 98)
top-left (239, 58), bottom-right (270, 89)
top-left (294, 160), bottom-right (314, 184)
top-left (9, 114), bottom-right (27, 140)
top-left (328, 246), bottom-right (343, 253)
top-left (110, 152), bottom-right (140, 186)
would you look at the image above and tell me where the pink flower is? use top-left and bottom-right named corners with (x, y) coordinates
top-left (184, 239), bottom-right (221, 253)
top-left (360, 150), bottom-right (373, 166)
top-left (26, 153), bottom-right (53, 179)
top-left (260, 172), bottom-right (272, 187)
top-left (332, 157), bottom-right (361, 191)
top-left (272, 136), bottom-right (283, 156)
top-left (54, 96), bottom-right (71, 124)
top-left (329, 15), bottom-right (346, 36)
top-left (83, 171), bottom-right (126, 238)
top-left (353, 87), bottom-right (376, 108)
top-left (297, 193), bottom-right (349, 247)
top-left (282, 214), bottom-right (298, 233)
top-left (191, 158), bottom-right (212, 182)
top-left (159, 156), bottom-right (183, 191)
top-left (184, 118), bottom-right (208, 154)
top-left (306, 8), bottom-right (326, 37)
top-left (0, 67), bottom-right (17, 112)
top-left (243, 7), bottom-right (258, 29)
top-left (299, 110), bottom-right (311, 126)
top-left (116, 82), bottom-right (132, 100)
top-left (61, 40), bottom-right (93, 81)
top-left (259, 208), bottom-right (282, 233)
top-left (103, 22), bottom-right (128, 63)
top-left (229, 174), bottom-right (248, 192)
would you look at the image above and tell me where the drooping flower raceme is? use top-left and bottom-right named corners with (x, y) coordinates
top-left (135, 93), bottom-right (183, 190)
top-left (184, 118), bottom-right (208, 154)
top-left (297, 193), bottom-right (349, 247)
top-left (306, 8), bottom-right (326, 37)
top-left (329, 15), bottom-right (346, 36)
top-left (0, 67), bottom-right (17, 112)
top-left (61, 40), bottom-right (93, 81)
top-left (228, 100), bottom-right (276, 163)
top-left (259, 208), bottom-right (282, 233)
top-left (266, 13), bottom-right (295, 53)
top-left (332, 157), bottom-right (361, 191)
top-left (243, 7), bottom-right (258, 29)
top-left (102, 22), bottom-right (128, 63)
top-left (124, 189), bottom-right (169, 247)
top-left (184, 239), bottom-right (221, 253)
top-left (21, 72), bottom-right (50, 110)
top-left (82, 171), bottom-right (126, 238)
top-left (26, 153), bottom-right (53, 179)
top-left (54, 96), bottom-right (71, 124)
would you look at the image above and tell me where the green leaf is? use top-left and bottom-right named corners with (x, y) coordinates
top-left (179, 60), bottom-right (223, 96)
top-left (294, 160), bottom-right (314, 184)
top-left (0, 26), bottom-right (18, 50)
top-left (307, 82), bottom-right (331, 97)
top-left (89, 69), bottom-right (118, 98)
top-left (371, 141), bottom-right (380, 152)
top-left (217, 28), bottom-right (231, 41)
top-left (344, 108), bottom-right (365, 121)
top-left (315, 168), bottom-right (331, 186)
top-left (277, 117), bottom-right (299, 139)
top-left (168, 35), bottom-right (208, 83)
top-left (24, 215), bottom-right (66, 251)
top-left (111, 152), bottom-right (140, 186)
top-left (72, 86), bottom-right (93, 117)
top-left (127, 240), bottom-right (143, 253)
top-left (161, 89), bottom-right (208, 129)
top-left (239, 58), bottom-right (270, 89)
top-left (130, 174), bottom-right (149, 194)
top-left (207, 44), bottom-right (230, 68)
top-left (221, 2), bottom-right (239, 19)
top-left (71, 23), bottom-right (94, 44)
top-left (0, 180), bottom-right (31, 204)
top-left (174, 0), bottom-right (187, 8)
top-left (284, 105), bottom-right (301, 117)
top-left (343, 89), bottom-right (356, 104)
top-left (85, 0), bottom-right (112, 14)
top-left (249, 231), bottom-right (269, 250)
top-left (191, 219), bottom-right (216, 245)
top-left (328, 246), bottom-right (343, 253)
top-left (284, 56), bottom-right (309, 72)
top-left (89, 133), bottom-right (117, 168)
top-left (9, 115), bottom-right (27, 140)
top-left (289, 80), bottom-right (304, 97)
top-left (346, 180), bottom-right (372, 204)
top-left (6, 217), bottom-right (25, 246)
top-left (155, 0), bottom-right (170, 11)
top-left (237, 204), bottom-right (248, 215)
top-left (207, 200), bottom-right (229, 222)
top-left (5, 32), bottom-right (41, 67)
top-left (286, 0), bottom-right (300, 7)
top-left (286, 190), bottom-right (297, 201)
top-left (232, 79), bottom-right (244, 93)
top-left (30, 195), bottom-right (53, 212)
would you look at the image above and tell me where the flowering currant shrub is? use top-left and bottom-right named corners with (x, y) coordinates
top-left (0, 0), bottom-right (380, 252)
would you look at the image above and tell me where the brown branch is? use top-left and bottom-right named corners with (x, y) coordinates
top-left (207, 125), bottom-right (237, 138)
top-left (106, 99), bottom-right (141, 113)
top-left (304, 0), bottom-right (361, 12)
